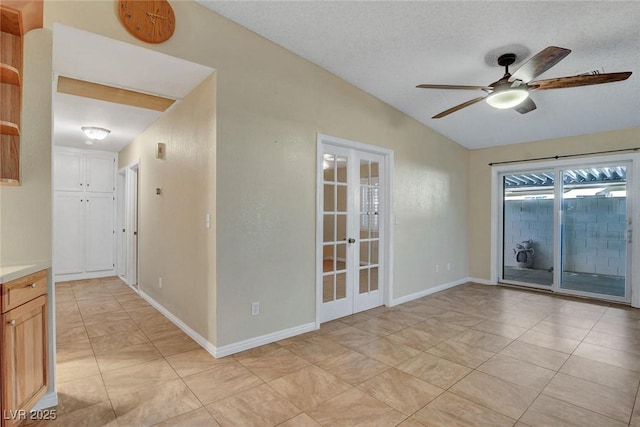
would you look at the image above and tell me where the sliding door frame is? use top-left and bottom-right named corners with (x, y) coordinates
top-left (491, 153), bottom-right (640, 307)
top-left (497, 165), bottom-right (556, 291)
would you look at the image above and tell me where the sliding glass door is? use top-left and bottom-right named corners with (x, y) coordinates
top-left (559, 165), bottom-right (629, 299)
top-left (500, 161), bottom-right (632, 303)
top-left (502, 170), bottom-right (555, 287)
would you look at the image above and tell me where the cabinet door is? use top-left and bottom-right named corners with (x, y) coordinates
top-left (53, 150), bottom-right (84, 191)
top-left (85, 194), bottom-right (115, 272)
top-left (86, 154), bottom-right (115, 193)
top-left (53, 193), bottom-right (85, 275)
top-left (2, 295), bottom-right (49, 427)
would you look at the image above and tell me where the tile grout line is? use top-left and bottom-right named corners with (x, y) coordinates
top-left (54, 279), bottom-right (638, 426)
top-left (513, 303), bottom-right (619, 424)
top-left (629, 380), bottom-right (640, 426)
top-left (102, 281), bottom-right (218, 424)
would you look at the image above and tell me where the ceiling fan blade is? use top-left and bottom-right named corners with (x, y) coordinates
top-left (515, 98), bottom-right (537, 114)
top-left (417, 84), bottom-right (492, 91)
top-left (509, 46), bottom-right (571, 83)
top-left (432, 96), bottom-right (486, 119)
top-left (530, 72), bottom-right (632, 90)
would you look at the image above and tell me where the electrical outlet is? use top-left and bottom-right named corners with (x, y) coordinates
top-left (251, 302), bottom-right (260, 316)
top-left (435, 264), bottom-right (439, 273)
top-left (159, 277), bottom-right (163, 289)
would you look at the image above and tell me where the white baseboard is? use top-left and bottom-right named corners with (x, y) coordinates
top-left (214, 322), bottom-right (317, 358)
top-left (139, 290), bottom-right (316, 359)
top-left (119, 274), bottom-right (137, 287)
top-left (389, 277), bottom-right (469, 307)
top-left (139, 290), bottom-right (219, 356)
top-left (467, 277), bottom-right (496, 285)
top-left (32, 391), bottom-right (58, 411)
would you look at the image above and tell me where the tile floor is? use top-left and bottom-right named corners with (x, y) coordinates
top-left (30, 277), bottom-right (640, 426)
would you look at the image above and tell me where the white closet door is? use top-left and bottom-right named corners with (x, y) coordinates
top-left (54, 193), bottom-right (85, 274)
top-left (54, 151), bottom-right (84, 191)
top-left (85, 194), bottom-right (115, 272)
top-left (86, 154), bottom-right (115, 193)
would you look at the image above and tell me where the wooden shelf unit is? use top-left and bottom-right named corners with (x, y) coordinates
top-left (0, 0), bottom-right (43, 185)
top-left (0, 63), bottom-right (20, 86)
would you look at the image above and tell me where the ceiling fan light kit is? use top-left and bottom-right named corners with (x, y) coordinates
top-left (417, 46), bottom-right (632, 118)
top-left (486, 87), bottom-right (529, 109)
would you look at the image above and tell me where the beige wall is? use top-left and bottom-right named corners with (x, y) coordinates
top-left (42, 1), bottom-right (469, 348)
top-left (118, 74), bottom-right (217, 344)
top-left (468, 126), bottom-right (640, 280)
top-left (0, 29), bottom-right (52, 265)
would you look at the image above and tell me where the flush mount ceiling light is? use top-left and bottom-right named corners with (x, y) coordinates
top-left (81, 126), bottom-right (110, 141)
top-left (485, 86), bottom-right (529, 109)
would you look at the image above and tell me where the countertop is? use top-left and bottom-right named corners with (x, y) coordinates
top-left (0, 262), bottom-right (51, 283)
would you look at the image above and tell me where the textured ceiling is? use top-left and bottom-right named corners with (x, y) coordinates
top-left (198, 1), bottom-right (640, 149)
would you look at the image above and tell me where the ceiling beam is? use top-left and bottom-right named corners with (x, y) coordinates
top-left (57, 76), bottom-right (176, 112)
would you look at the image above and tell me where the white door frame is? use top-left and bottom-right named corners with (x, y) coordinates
top-left (122, 160), bottom-right (140, 288)
top-left (316, 134), bottom-right (394, 327)
top-left (491, 153), bottom-right (640, 307)
top-left (116, 168), bottom-right (126, 279)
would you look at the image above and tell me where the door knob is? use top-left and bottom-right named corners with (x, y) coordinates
top-left (348, 238), bottom-right (356, 244)
top-left (9, 319), bottom-right (16, 326)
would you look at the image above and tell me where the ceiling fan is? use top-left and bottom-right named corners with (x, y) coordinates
top-left (417, 46), bottom-right (632, 119)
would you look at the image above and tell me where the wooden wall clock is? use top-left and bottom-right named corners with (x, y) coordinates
top-left (118, 0), bottom-right (175, 44)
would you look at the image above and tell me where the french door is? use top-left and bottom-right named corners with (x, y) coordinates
top-left (318, 141), bottom-right (386, 323)
top-left (499, 159), bottom-right (633, 303)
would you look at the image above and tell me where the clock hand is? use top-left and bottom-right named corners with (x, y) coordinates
top-left (146, 11), bottom-right (168, 20)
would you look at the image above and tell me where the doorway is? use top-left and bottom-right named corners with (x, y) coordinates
top-left (116, 169), bottom-right (126, 278)
top-left (496, 155), bottom-right (638, 304)
top-left (316, 134), bottom-right (393, 323)
top-left (117, 161), bottom-right (139, 289)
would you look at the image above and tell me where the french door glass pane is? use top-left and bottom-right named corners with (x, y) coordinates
top-left (560, 166), bottom-right (627, 297)
top-left (502, 171), bottom-right (554, 286)
top-left (358, 159), bottom-right (381, 294)
top-left (322, 152), bottom-right (349, 303)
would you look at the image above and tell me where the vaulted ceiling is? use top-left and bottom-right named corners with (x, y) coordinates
top-left (52, 24), bottom-right (214, 152)
top-left (197, 1), bottom-right (640, 149)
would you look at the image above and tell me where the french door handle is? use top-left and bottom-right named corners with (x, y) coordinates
top-left (347, 238), bottom-right (356, 244)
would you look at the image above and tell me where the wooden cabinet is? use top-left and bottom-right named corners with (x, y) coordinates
top-left (0, 0), bottom-right (43, 185)
top-left (54, 147), bottom-right (116, 280)
top-left (1, 270), bottom-right (48, 427)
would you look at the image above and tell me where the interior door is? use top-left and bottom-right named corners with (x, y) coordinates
top-left (116, 170), bottom-right (126, 278)
top-left (319, 145), bottom-right (384, 322)
top-left (354, 153), bottom-right (384, 313)
top-left (321, 146), bottom-right (352, 322)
